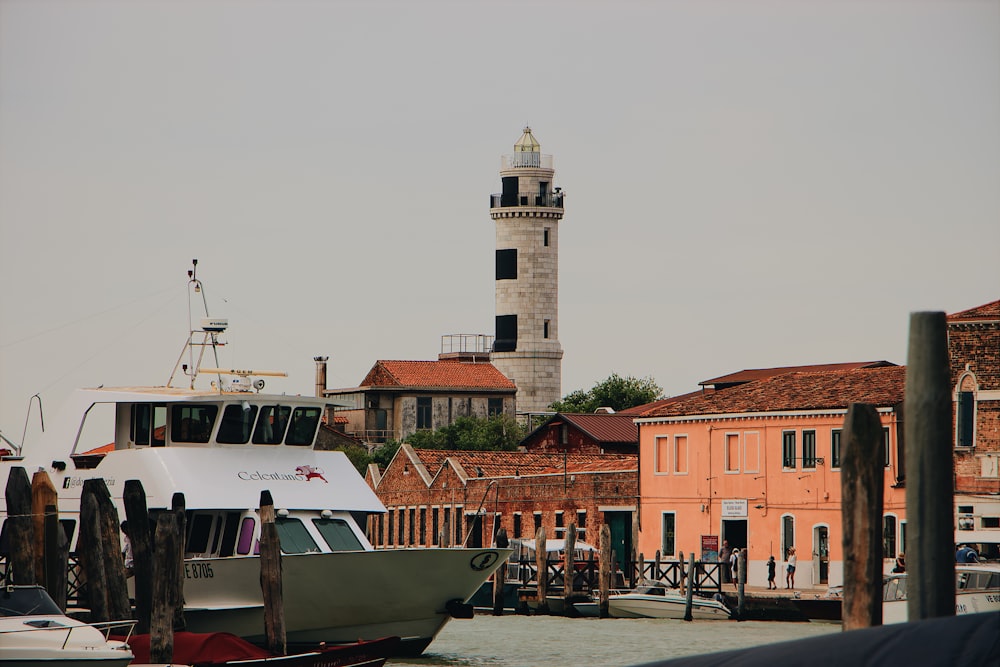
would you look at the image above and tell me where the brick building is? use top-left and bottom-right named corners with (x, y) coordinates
top-left (365, 444), bottom-right (638, 569)
top-left (519, 412), bottom-right (639, 455)
top-left (949, 299), bottom-right (1000, 556)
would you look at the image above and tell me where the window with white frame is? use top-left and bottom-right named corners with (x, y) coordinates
top-left (725, 433), bottom-right (740, 472)
top-left (655, 436), bottom-right (670, 473)
top-left (782, 431), bottom-right (797, 469)
top-left (802, 430), bottom-right (817, 469)
top-left (674, 435), bottom-right (688, 474)
top-left (831, 429), bottom-right (842, 469)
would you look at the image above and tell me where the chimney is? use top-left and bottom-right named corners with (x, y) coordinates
top-left (314, 356), bottom-right (329, 397)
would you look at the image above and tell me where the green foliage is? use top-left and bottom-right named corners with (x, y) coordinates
top-left (371, 440), bottom-right (403, 468)
top-left (337, 442), bottom-right (374, 475)
top-left (403, 415), bottom-right (526, 451)
top-left (549, 373), bottom-right (664, 413)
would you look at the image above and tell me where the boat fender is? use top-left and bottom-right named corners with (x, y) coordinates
top-left (445, 599), bottom-right (474, 619)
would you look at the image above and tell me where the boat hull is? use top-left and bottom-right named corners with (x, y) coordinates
top-left (608, 593), bottom-right (731, 620)
top-left (178, 547), bottom-right (508, 654)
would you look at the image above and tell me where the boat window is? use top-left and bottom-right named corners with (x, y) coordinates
top-left (217, 404), bottom-right (259, 444)
top-left (313, 518), bottom-right (365, 552)
top-left (218, 512), bottom-right (242, 557)
top-left (253, 405), bottom-right (291, 445)
top-left (884, 577), bottom-right (906, 602)
top-left (131, 404), bottom-right (167, 446)
top-left (0, 586), bottom-right (63, 617)
top-left (286, 407), bottom-right (322, 446)
top-left (236, 516), bottom-right (256, 555)
top-left (186, 513), bottom-right (216, 554)
top-left (275, 517), bottom-right (320, 554)
top-left (172, 405), bottom-right (218, 444)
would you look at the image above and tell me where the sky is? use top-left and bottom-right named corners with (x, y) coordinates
top-left (1, 0), bottom-right (998, 442)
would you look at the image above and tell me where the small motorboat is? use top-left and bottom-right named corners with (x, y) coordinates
top-left (121, 631), bottom-right (400, 667)
top-left (0, 585), bottom-right (134, 667)
top-left (608, 580), bottom-right (732, 620)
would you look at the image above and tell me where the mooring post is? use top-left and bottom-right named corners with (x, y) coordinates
top-left (31, 469), bottom-right (58, 585)
top-left (737, 549), bottom-right (746, 619)
top-left (841, 402), bottom-right (885, 630)
top-left (904, 311), bottom-right (955, 621)
top-left (124, 479), bottom-right (153, 634)
top-left (679, 551), bottom-right (686, 597)
top-left (598, 524), bottom-right (611, 618)
top-left (563, 522), bottom-right (577, 608)
top-left (5, 466), bottom-right (34, 585)
top-left (534, 526), bottom-right (549, 614)
top-left (43, 502), bottom-right (68, 610)
top-left (683, 552), bottom-right (696, 621)
top-left (80, 490), bottom-right (109, 622)
top-left (171, 493), bottom-right (187, 631)
top-left (260, 490), bottom-right (286, 655)
top-left (150, 512), bottom-right (179, 664)
top-left (493, 527), bottom-right (509, 616)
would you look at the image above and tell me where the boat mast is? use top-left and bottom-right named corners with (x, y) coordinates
top-left (167, 259), bottom-right (226, 389)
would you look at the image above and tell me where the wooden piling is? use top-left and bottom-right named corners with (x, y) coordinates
top-left (171, 493), bottom-right (187, 631)
top-left (150, 511), bottom-right (180, 664)
top-left (492, 527), bottom-right (509, 616)
top-left (259, 490), bottom-right (286, 656)
top-left (736, 550), bottom-right (746, 619)
top-left (841, 402), bottom-right (886, 630)
top-left (80, 490), bottom-right (110, 622)
top-left (43, 502), bottom-right (68, 610)
top-left (678, 551), bottom-right (686, 597)
top-left (534, 527), bottom-right (549, 614)
top-left (598, 524), bottom-right (611, 618)
top-left (124, 480), bottom-right (153, 634)
top-left (31, 470), bottom-right (58, 584)
top-left (5, 466), bottom-right (35, 585)
top-left (654, 550), bottom-right (661, 581)
top-left (683, 552), bottom-right (696, 621)
top-left (563, 522), bottom-right (577, 605)
top-left (904, 311), bottom-right (956, 621)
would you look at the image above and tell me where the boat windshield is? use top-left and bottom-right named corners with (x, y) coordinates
top-left (0, 586), bottom-right (63, 617)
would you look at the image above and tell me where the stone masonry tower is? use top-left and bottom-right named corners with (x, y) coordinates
top-left (489, 127), bottom-right (565, 415)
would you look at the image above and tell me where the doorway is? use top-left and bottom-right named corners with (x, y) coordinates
top-left (814, 525), bottom-right (829, 585)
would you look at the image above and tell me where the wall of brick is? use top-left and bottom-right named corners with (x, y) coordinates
top-left (948, 319), bottom-right (1000, 493)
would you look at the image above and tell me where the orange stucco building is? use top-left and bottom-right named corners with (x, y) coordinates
top-left (634, 365), bottom-right (907, 590)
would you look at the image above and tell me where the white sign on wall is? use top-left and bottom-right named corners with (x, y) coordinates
top-left (721, 499), bottom-right (748, 518)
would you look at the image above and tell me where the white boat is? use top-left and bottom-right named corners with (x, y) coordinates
top-left (0, 262), bottom-right (510, 656)
top-left (882, 562), bottom-right (1000, 623)
top-left (607, 580), bottom-right (732, 620)
top-left (0, 585), bottom-right (134, 667)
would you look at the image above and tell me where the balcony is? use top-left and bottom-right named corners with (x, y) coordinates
top-left (501, 153), bottom-right (553, 170)
top-left (490, 192), bottom-right (565, 209)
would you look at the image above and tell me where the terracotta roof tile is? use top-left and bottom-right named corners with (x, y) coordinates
top-left (640, 366), bottom-right (906, 418)
top-left (361, 360), bottom-right (516, 390)
top-left (548, 413), bottom-right (638, 444)
top-left (699, 361), bottom-right (896, 388)
top-left (947, 299), bottom-right (1000, 321)
top-left (411, 448), bottom-right (636, 478)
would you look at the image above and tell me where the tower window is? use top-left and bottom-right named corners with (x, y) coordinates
top-left (543, 228), bottom-right (550, 247)
top-left (543, 320), bottom-right (550, 338)
top-left (496, 249), bottom-right (517, 280)
top-left (494, 315), bottom-right (517, 352)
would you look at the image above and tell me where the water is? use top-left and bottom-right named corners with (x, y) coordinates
top-left (388, 615), bottom-right (840, 667)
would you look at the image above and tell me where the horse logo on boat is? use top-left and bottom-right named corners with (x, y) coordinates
top-left (295, 465), bottom-right (328, 483)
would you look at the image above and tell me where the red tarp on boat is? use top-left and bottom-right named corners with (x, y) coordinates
top-left (117, 632), bottom-right (400, 667)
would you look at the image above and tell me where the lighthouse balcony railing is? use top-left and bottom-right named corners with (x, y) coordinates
top-left (490, 193), bottom-right (565, 209)
top-left (501, 153), bottom-right (553, 170)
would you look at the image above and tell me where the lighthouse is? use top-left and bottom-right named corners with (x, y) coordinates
top-left (489, 127), bottom-right (565, 416)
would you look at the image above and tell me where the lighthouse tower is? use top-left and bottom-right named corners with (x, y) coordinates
top-left (489, 127), bottom-right (565, 416)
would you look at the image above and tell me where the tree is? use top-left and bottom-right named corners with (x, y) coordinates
top-left (549, 373), bottom-right (663, 413)
top-left (404, 415), bottom-right (525, 451)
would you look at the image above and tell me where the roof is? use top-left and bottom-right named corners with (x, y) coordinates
top-left (698, 361), bottom-right (896, 388)
top-left (541, 413), bottom-right (638, 444)
top-left (947, 299), bottom-right (1000, 322)
top-left (638, 366), bottom-right (906, 419)
top-left (404, 447), bottom-right (636, 481)
top-left (360, 360), bottom-right (516, 391)
top-left (618, 390), bottom-right (706, 416)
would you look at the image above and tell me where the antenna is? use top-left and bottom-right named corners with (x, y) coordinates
top-left (167, 259), bottom-right (227, 389)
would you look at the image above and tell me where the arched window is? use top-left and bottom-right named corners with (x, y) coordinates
top-left (955, 371), bottom-right (978, 448)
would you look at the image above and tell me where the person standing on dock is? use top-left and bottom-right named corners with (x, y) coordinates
top-left (785, 547), bottom-right (797, 589)
top-left (720, 540), bottom-right (732, 584)
top-left (767, 555), bottom-right (777, 589)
